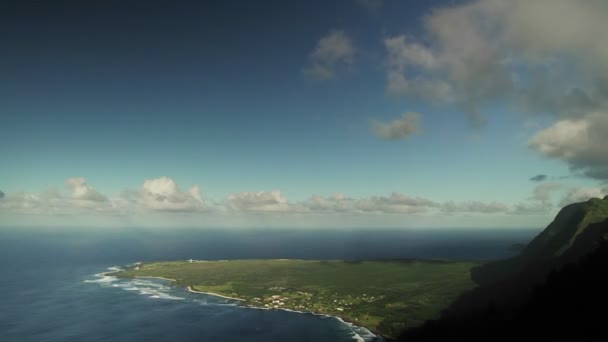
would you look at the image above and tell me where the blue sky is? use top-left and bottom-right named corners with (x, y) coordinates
top-left (1, 0), bottom-right (607, 228)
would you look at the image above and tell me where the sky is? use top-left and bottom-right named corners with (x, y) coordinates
top-left (1, 0), bottom-right (608, 229)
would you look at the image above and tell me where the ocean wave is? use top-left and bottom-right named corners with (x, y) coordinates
top-left (85, 265), bottom-right (380, 341)
top-left (83, 275), bottom-right (117, 284)
top-left (82, 267), bottom-right (121, 285)
top-left (239, 305), bottom-right (381, 342)
top-left (84, 266), bottom-right (184, 300)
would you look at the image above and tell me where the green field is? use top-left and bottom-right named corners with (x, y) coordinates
top-left (112, 259), bottom-right (478, 338)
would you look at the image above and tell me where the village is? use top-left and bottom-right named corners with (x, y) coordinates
top-left (246, 287), bottom-right (383, 316)
top-left (112, 259), bottom-right (479, 338)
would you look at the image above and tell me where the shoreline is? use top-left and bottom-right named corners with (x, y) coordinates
top-left (184, 285), bottom-right (383, 341)
top-left (108, 266), bottom-right (385, 339)
top-left (135, 276), bottom-right (177, 282)
top-left (187, 286), bottom-right (246, 301)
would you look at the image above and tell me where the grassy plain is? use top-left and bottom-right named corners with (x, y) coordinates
top-left (112, 259), bottom-right (478, 338)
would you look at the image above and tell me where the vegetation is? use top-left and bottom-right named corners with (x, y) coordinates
top-left (399, 235), bottom-right (608, 342)
top-left (400, 197), bottom-right (608, 341)
top-left (112, 259), bottom-right (478, 338)
top-left (472, 196), bottom-right (608, 286)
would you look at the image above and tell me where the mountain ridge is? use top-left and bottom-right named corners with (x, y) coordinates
top-left (397, 196), bottom-right (608, 341)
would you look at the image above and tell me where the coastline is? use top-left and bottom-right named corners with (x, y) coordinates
top-left (238, 302), bottom-right (382, 342)
top-left (111, 271), bottom-right (385, 341)
top-left (184, 285), bottom-right (383, 341)
top-left (135, 276), bottom-right (177, 282)
top-left (187, 286), bottom-right (246, 301)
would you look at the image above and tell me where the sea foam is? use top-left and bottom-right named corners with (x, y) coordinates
top-left (85, 265), bottom-right (381, 341)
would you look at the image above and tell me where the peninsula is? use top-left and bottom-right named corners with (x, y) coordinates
top-left (111, 259), bottom-right (478, 338)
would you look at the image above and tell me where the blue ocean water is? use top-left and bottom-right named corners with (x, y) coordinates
top-left (0, 228), bottom-right (539, 342)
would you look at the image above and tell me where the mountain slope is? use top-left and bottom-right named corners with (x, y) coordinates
top-left (472, 196), bottom-right (608, 287)
top-left (396, 196), bottom-right (608, 342)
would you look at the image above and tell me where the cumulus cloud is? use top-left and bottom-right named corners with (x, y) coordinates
top-left (300, 192), bottom-right (440, 214)
top-left (0, 192), bottom-right (46, 213)
top-left (226, 190), bottom-right (291, 212)
top-left (441, 200), bottom-right (509, 214)
top-left (66, 177), bottom-right (108, 202)
top-left (4, 177), bottom-right (567, 222)
top-left (559, 186), bottom-right (608, 206)
top-left (352, 193), bottom-right (438, 214)
top-left (529, 112), bottom-right (608, 179)
top-left (0, 179), bottom-right (116, 215)
top-left (305, 193), bottom-right (354, 212)
top-left (511, 201), bottom-right (552, 215)
top-left (530, 174), bottom-right (548, 182)
top-left (511, 182), bottom-right (565, 215)
top-left (530, 182), bottom-right (565, 205)
top-left (371, 112), bottom-right (420, 140)
top-left (385, 0), bottom-right (608, 128)
top-left (512, 182), bottom-right (608, 214)
top-left (139, 177), bottom-right (206, 212)
top-left (303, 30), bottom-right (355, 80)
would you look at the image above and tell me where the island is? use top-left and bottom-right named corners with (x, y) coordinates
top-left (110, 259), bottom-right (479, 338)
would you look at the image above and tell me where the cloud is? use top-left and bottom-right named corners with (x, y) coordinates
top-left (226, 190), bottom-right (291, 212)
top-left (511, 201), bottom-right (553, 215)
top-left (530, 182), bottom-right (565, 205)
top-left (305, 193), bottom-right (354, 212)
top-left (0, 192), bottom-right (47, 213)
top-left (384, 0), bottom-right (608, 128)
top-left (511, 182), bottom-right (564, 215)
top-left (371, 112), bottom-right (420, 140)
top-left (66, 177), bottom-right (108, 202)
top-left (529, 112), bottom-right (608, 179)
top-left (512, 182), bottom-right (607, 214)
top-left (559, 186), bottom-right (608, 206)
top-left (0, 179), bottom-right (115, 215)
top-left (441, 200), bottom-right (509, 214)
top-left (303, 30), bottom-right (355, 80)
top-left (4, 177), bottom-right (565, 223)
top-left (139, 177), bottom-right (206, 212)
top-left (300, 192), bottom-right (439, 214)
top-left (530, 174), bottom-right (548, 182)
top-left (352, 193), bottom-right (439, 214)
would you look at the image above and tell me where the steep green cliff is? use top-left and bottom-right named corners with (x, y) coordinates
top-left (473, 196), bottom-right (608, 286)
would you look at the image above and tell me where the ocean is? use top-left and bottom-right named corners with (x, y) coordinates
top-left (0, 227), bottom-right (539, 342)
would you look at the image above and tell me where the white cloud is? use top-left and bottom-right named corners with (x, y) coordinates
top-left (441, 200), bottom-right (509, 214)
top-left (559, 186), bottom-right (608, 206)
top-left (3, 177), bottom-right (573, 225)
top-left (371, 112), bottom-right (420, 140)
top-left (139, 177), bottom-right (206, 212)
top-left (226, 190), bottom-right (291, 212)
top-left (0, 192), bottom-right (47, 213)
top-left (352, 193), bottom-right (438, 214)
top-left (530, 182), bottom-right (565, 205)
top-left (510, 182), bottom-right (565, 215)
top-left (511, 201), bottom-right (552, 215)
top-left (66, 177), bottom-right (108, 202)
top-left (512, 182), bottom-right (608, 215)
top-left (303, 30), bottom-right (355, 80)
top-left (0, 179), bottom-right (116, 215)
top-left (384, 0), bottom-right (608, 127)
top-left (305, 193), bottom-right (353, 212)
top-left (529, 112), bottom-right (608, 179)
